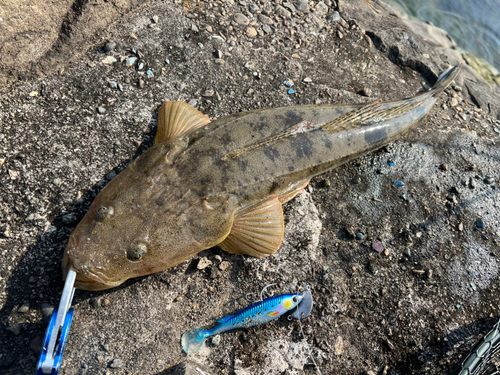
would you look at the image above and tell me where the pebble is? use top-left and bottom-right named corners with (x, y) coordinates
top-left (203, 89), bottom-right (214, 97)
top-left (197, 257), bottom-right (212, 270)
top-left (393, 180), bottom-right (405, 187)
top-left (295, 0), bottom-right (309, 12)
top-left (104, 42), bottom-right (116, 52)
top-left (191, 24), bottom-right (199, 33)
top-left (327, 11), bottom-right (341, 22)
top-left (110, 359), bottom-right (123, 368)
top-left (41, 304), bottom-right (54, 324)
top-left (404, 248), bottom-right (411, 257)
top-left (283, 79), bottom-right (294, 87)
top-left (303, 77), bottom-right (312, 83)
top-left (188, 99), bottom-right (197, 107)
top-left (334, 336), bottom-right (344, 355)
top-left (441, 113), bottom-right (451, 121)
top-left (62, 214), bottom-right (76, 224)
top-left (138, 79), bottom-right (145, 89)
top-left (458, 222), bottom-right (463, 231)
top-left (469, 177), bottom-right (476, 189)
top-left (449, 97), bottom-right (458, 107)
top-left (372, 242), bottom-right (383, 253)
top-left (146, 69), bottom-right (154, 77)
top-left (484, 176), bottom-right (495, 185)
top-left (476, 219), bottom-right (484, 228)
top-left (360, 88), bottom-right (372, 97)
top-left (337, 30), bottom-right (344, 39)
top-left (387, 161), bottom-right (395, 166)
top-left (219, 261), bottom-right (230, 271)
top-left (249, 4), bottom-right (260, 13)
top-left (18, 303), bottom-right (30, 313)
top-left (276, 5), bottom-right (292, 19)
top-left (106, 171), bottom-right (116, 180)
top-left (6, 324), bottom-right (21, 336)
top-left (125, 57), bottom-right (137, 66)
top-left (215, 58), bottom-right (224, 65)
top-left (314, 1), bottom-right (329, 16)
top-left (258, 14), bottom-right (273, 24)
top-left (288, 89), bottom-right (295, 94)
top-left (152, 15), bottom-right (159, 23)
top-left (356, 233), bottom-right (364, 240)
top-left (118, 84), bottom-right (124, 92)
top-left (97, 106), bottom-right (106, 114)
top-left (440, 163), bottom-right (448, 171)
top-left (262, 23), bottom-right (272, 34)
top-left (234, 13), bottom-right (250, 25)
top-left (109, 81), bottom-right (117, 89)
top-left (211, 335), bottom-right (221, 345)
top-left (101, 56), bottom-right (117, 65)
top-left (246, 27), bottom-right (258, 37)
top-left (138, 62), bottom-right (144, 70)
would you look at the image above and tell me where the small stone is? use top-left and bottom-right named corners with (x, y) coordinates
top-left (110, 359), bottom-right (123, 368)
top-left (191, 24), bottom-right (199, 33)
top-left (219, 261), bottom-right (230, 271)
top-left (118, 84), bottom-right (124, 92)
top-left (337, 30), bottom-right (343, 39)
top-left (403, 248), bottom-right (411, 257)
top-left (303, 77), bottom-right (312, 83)
top-left (413, 269), bottom-right (425, 275)
top-left (441, 113), bottom-right (451, 121)
top-left (383, 248), bottom-right (390, 256)
top-left (152, 15), bottom-right (159, 23)
top-left (211, 335), bottom-right (221, 345)
top-left (249, 4), bottom-right (260, 13)
top-left (125, 57), bottom-right (137, 66)
top-left (262, 24), bottom-right (272, 33)
top-left (440, 163), bottom-right (448, 171)
top-left (197, 257), bottom-right (212, 270)
top-left (314, 1), bottom-right (329, 16)
top-left (138, 79), bottom-right (145, 89)
top-left (109, 81), bottom-right (117, 89)
top-left (214, 58), bottom-right (224, 65)
top-left (484, 176), bottom-right (495, 185)
top-left (146, 69), bottom-right (154, 77)
top-left (295, 0), bottom-right (309, 12)
top-left (283, 79), bottom-right (294, 87)
top-left (458, 222), bottom-right (463, 231)
top-left (188, 99), bottom-right (197, 107)
top-left (360, 88), bottom-right (372, 97)
top-left (202, 89), bottom-right (214, 97)
top-left (234, 13), bottom-right (250, 25)
top-left (246, 27), bottom-right (258, 37)
top-left (393, 180), bottom-right (405, 187)
top-left (104, 42), bottom-right (116, 52)
top-left (206, 25), bottom-right (213, 32)
top-left (97, 106), bottom-right (106, 114)
top-left (6, 324), bottom-right (21, 335)
top-left (276, 5), bottom-right (292, 19)
top-left (130, 33), bottom-right (138, 39)
top-left (334, 336), bottom-right (344, 355)
top-left (476, 219), bottom-right (484, 228)
top-left (18, 303), bottom-right (30, 313)
top-left (101, 56), bottom-right (117, 65)
top-left (41, 304), bottom-right (54, 324)
top-left (138, 62), bottom-right (144, 70)
top-left (62, 214), bottom-right (76, 225)
top-left (450, 97), bottom-right (458, 107)
top-left (91, 298), bottom-right (101, 309)
top-left (372, 242), bottom-right (383, 253)
top-left (387, 161), bottom-right (395, 166)
top-left (327, 11), bottom-right (341, 22)
top-left (469, 177), bottom-right (476, 189)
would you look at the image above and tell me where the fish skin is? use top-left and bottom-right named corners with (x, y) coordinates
top-left (63, 64), bottom-right (462, 290)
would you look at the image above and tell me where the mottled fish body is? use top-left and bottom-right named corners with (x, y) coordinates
top-left (63, 64), bottom-right (462, 290)
top-left (181, 293), bottom-right (303, 354)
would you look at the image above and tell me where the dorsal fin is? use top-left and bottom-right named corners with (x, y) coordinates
top-left (219, 196), bottom-right (284, 258)
top-left (154, 101), bottom-right (211, 144)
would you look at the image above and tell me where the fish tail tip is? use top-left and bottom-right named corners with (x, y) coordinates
top-left (181, 328), bottom-right (208, 355)
top-left (431, 63), bottom-right (463, 96)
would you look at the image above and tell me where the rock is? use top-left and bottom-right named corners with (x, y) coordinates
top-left (197, 257), bottom-right (212, 269)
top-left (152, 15), bottom-right (159, 23)
top-left (248, 4), bottom-right (260, 13)
top-left (258, 14), bottom-right (273, 24)
top-left (110, 359), bottom-right (123, 368)
top-left (360, 87), bottom-right (372, 97)
top-left (295, 0), bottom-right (309, 12)
top-left (62, 213), bottom-right (76, 224)
top-left (97, 106), bottom-right (106, 114)
top-left (219, 261), bottom-right (230, 271)
top-left (104, 42), bottom-right (116, 52)
top-left (125, 57), bottom-right (137, 66)
top-left (314, 1), bottom-right (329, 16)
top-left (41, 304), bottom-right (54, 324)
top-left (30, 335), bottom-right (44, 354)
top-left (101, 56), bottom-right (117, 65)
top-left (327, 11), bottom-right (341, 22)
top-left (202, 89), bottom-right (214, 97)
top-left (334, 336), bottom-right (344, 355)
top-left (246, 27), bottom-right (258, 37)
top-left (262, 24), bottom-right (272, 33)
top-left (18, 303), bottom-right (30, 313)
top-left (188, 99), bottom-right (197, 107)
top-left (234, 13), bottom-right (250, 26)
top-left (276, 5), bottom-right (292, 19)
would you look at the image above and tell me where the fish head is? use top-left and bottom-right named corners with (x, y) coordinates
top-left (283, 293), bottom-right (303, 311)
top-left (62, 143), bottom-right (211, 291)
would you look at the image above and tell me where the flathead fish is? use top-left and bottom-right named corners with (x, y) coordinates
top-left (63, 64), bottom-right (461, 290)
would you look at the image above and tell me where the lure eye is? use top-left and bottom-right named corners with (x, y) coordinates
top-left (292, 296), bottom-right (298, 303)
top-left (95, 205), bottom-right (114, 222)
top-left (127, 242), bottom-right (147, 262)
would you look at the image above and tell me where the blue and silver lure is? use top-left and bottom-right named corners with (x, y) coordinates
top-left (182, 293), bottom-right (303, 354)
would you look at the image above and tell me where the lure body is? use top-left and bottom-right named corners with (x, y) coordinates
top-left (62, 65), bottom-right (462, 290)
top-left (181, 293), bottom-right (303, 354)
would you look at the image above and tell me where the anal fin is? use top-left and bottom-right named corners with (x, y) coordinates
top-left (154, 101), bottom-right (211, 144)
top-left (219, 197), bottom-right (284, 258)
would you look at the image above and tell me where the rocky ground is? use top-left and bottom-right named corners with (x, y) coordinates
top-left (1, 0), bottom-right (500, 374)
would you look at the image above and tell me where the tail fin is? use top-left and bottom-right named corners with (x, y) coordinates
top-left (181, 328), bottom-right (209, 354)
top-left (431, 63), bottom-right (462, 97)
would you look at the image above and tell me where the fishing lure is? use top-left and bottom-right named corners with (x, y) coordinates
top-left (182, 292), bottom-right (305, 354)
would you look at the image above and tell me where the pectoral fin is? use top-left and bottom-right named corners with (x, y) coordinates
top-left (219, 197), bottom-right (284, 258)
top-left (154, 101), bottom-right (211, 144)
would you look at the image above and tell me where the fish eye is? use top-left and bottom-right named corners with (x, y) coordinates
top-left (95, 205), bottom-right (114, 222)
top-left (292, 296), bottom-right (298, 303)
top-left (127, 242), bottom-right (147, 262)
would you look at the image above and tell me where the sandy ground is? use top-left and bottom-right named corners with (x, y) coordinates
top-left (1, 0), bottom-right (500, 374)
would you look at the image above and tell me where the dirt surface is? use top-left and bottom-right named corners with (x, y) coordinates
top-left (1, 0), bottom-right (500, 374)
